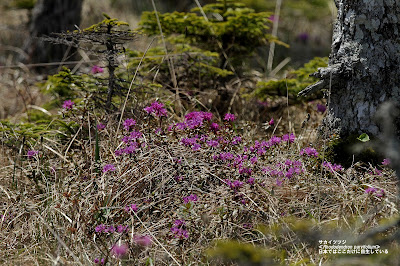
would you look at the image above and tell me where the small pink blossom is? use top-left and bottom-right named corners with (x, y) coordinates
top-left (382, 158), bottom-right (391, 166)
top-left (183, 194), bottom-right (198, 203)
top-left (125, 203), bottom-right (138, 213)
top-left (269, 118), bottom-right (274, 125)
top-left (91, 65), bottom-right (104, 74)
top-left (224, 113), bottom-right (236, 121)
top-left (111, 243), bottom-right (128, 258)
top-left (144, 101), bottom-right (167, 117)
top-left (102, 164), bottom-right (116, 173)
top-left (97, 123), bottom-right (106, 131)
top-left (27, 150), bottom-right (39, 159)
top-left (210, 123), bottom-right (220, 132)
top-left (62, 100), bottom-right (74, 110)
top-left (123, 118), bottom-right (136, 131)
top-left (133, 235), bottom-right (152, 247)
top-left (300, 147), bottom-right (319, 157)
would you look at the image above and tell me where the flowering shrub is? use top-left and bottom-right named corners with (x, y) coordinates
top-left (2, 96), bottom-right (397, 266)
top-left (144, 101), bottom-right (167, 117)
top-left (300, 147), bottom-right (319, 157)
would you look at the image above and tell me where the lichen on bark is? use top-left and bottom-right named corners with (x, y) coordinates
top-left (299, 0), bottom-right (400, 138)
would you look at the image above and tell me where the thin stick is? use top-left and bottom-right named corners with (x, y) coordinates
top-left (267, 0), bottom-right (282, 73)
top-left (150, 0), bottom-right (182, 115)
top-left (116, 38), bottom-right (156, 139)
top-left (132, 212), bottom-right (181, 266)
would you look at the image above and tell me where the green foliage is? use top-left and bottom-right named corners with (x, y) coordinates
top-left (139, 0), bottom-right (283, 69)
top-left (39, 67), bottom-right (107, 109)
top-left (206, 240), bottom-right (279, 265)
top-left (357, 133), bottom-right (370, 142)
top-left (82, 15), bottom-right (130, 33)
top-left (255, 57), bottom-right (328, 100)
top-left (125, 43), bottom-right (233, 98)
top-left (9, 0), bottom-right (36, 10)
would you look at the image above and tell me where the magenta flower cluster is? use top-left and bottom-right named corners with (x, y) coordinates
top-left (300, 147), bottom-right (319, 157)
top-left (27, 150), bottom-right (39, 159)
top-left (282, 133), bottom-right (296, 143)
top-left (91, 65), bottom-right (104, 74)
top-left (322, 161), bottom-right (344, 172)
top-left (144, 101), bottom-right (167, 117)
top-left (183, 194), bottom-right (198, 203)
top-left (365, 187), bottom-right (385, 197)
top-left (95, 224), bottom-right (128, 234)
top-left (124, 203), bottom-right (138, 213)
top-left (382, 158), bottom-right (391, 166)
top-left (102, 164), bottom-right (116, 173)
top-left (171, 219), bottom-right (189, 239)
top-left (123, 118), bottom-right (136, 131)
top-left (93, 258), bottom-right (105, 265)
top-left (97, 123), bottom-right (106, 131)
top-left (263, 160), bottom-right (304, 186)
top-left (224, 113), bottom-right (236, 121)
top-left (62, 100), bottom-right (74, 110)
top-left (225, 179), bottom-right (244, 190)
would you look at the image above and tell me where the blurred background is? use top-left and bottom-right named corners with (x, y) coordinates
top-left (0, 0), bottom-right (336, 119)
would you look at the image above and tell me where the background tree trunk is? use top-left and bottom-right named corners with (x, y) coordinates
top-left (300, 0), bottom-right (400, 138)
top-left (24, 0), bottom-right (83, 70)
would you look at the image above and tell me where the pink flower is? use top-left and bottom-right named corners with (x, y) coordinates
top-left (224, 113), bottom-right (236, 121)
top-left (125, 203), bottom-right (138, 213)
top-left (133, 235), bottom-right (152, 247)
top-left (300, 147), bottom-right (319, 157)
top-left (210, 123), bottom-right (220, 132)
top-left (95, 224), bottom-right (106, 233)
top-left (183, 194), bottom-right (198, 203)
top-left (97, 123), bottom-right (106, 131)
top-left (171, 220), bottom-right (189, 239)
top-left (282, 133), bottom-right (296, 143)
top-left (123, 118), bottom-right (136, 131)
top-left (231, 136), bottom-right (242, 145)
top-left (27, 150), bottom-right (39, 159)
top-left (382, 158), bottom-right (391, 165)
top-left (117, 225), bottom-right (129, 233)
top-left (184, 111), bottom-right (212, 129)
top-left (206, 140), bottom-right (219, 147)
top-left (269, 118), bottom-right (274, 125)
top-left (247, 177), bottom-right (255, 185)
top-left (322, 161), bottom-right (344, 172)
top-left (365, 187), bottom-right (385, 197)
top-left (144, 101), bottom-right (167, 117)
top-left (91, 65), bottom-right (104, 74)
top-left (102, 164), bottom-right (116, 173)
top-left (62, 100), bottom-right (74, 110)
top-left (111, 243), bottom-right (128, 258)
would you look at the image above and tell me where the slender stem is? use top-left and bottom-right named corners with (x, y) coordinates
top-left (267, 0), bottom-right (283, 73)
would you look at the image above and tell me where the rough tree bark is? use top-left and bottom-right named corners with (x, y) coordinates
top-left (24, 0), bottom-right (83, 68)
top-left (299, 0), bottom-right (400, 138)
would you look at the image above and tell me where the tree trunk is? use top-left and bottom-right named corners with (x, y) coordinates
top-left (299, 0), bottom-right (400, 138)
top-left (24, 0), bottom-right (83, 70)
